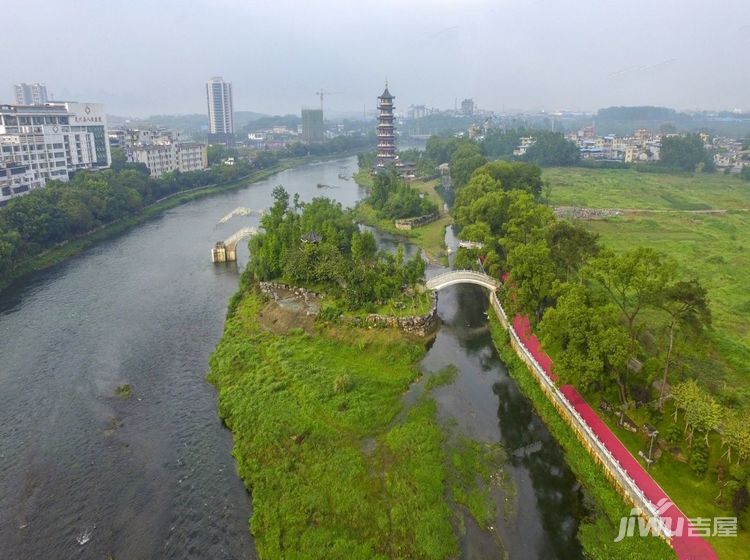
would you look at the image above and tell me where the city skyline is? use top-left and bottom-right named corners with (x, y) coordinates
top-left (3, 0), bottom-right (749, 117)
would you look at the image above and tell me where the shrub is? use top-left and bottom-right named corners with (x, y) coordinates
top-left (689, 440), bottom-right (709, 477)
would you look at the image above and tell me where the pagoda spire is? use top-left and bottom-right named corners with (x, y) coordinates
top-left (376, 82), bottom-right (396, 167)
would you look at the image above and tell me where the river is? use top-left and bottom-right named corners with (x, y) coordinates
top-left (0, 156), bottom-right (582, 559)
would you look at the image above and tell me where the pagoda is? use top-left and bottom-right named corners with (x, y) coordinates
top-left (376, 82), bottom-right (396, 168)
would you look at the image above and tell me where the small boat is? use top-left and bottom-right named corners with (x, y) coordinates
top-left (317, 183), bottom-right (330, 189)
top-left (338, 173), bottom-right (350, 180)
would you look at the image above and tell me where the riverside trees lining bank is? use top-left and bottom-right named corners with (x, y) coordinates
top-left (0, 137), bottom-right (372, 292)
top-left (448, 151), bottom-right (749, 558)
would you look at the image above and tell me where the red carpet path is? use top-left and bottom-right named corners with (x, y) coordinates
top-left (509, 312), bottom-right (718, 560)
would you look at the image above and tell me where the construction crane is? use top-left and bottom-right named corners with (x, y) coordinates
top-left (315, 89), bottom-right (342, 112)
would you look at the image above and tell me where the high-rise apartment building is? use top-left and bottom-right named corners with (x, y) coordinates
top-left (461, 98), bottom-right (474, 116)
top-left (14, 83), bottom-right (49, 105)
top-left (301, 109), bottom-right (325, 142)
top-left (206, 77), bottom-right (234, 145)
top-left (0, 102), bottom-right (111, 205)
top-left (376, 83), bottom-right (396, 168)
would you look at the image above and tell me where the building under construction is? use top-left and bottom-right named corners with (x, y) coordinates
top-left (301, 108), bottom-right (324, 142)
top-left (376, 83), bottom-right (396, 168)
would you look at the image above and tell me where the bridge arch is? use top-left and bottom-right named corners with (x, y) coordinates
top-left (212, 226), bottom-right (258, 263)
top-left (425, 270), bottom-right (499, 292)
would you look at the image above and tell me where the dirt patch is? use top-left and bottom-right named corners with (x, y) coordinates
top-left (257, 300), bottom-right (315, 335)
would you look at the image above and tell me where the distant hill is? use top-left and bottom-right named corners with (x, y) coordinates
top-left (106, 111), bottom-right (267, 132)
top-left (595, 106), bottom-right (750, 136)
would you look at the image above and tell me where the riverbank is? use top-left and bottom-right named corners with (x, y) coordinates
top-left (208, 283), bottom-right (507, 559)
top-left (486, 313), bottom-right (676, 559)
top-left (352, 169), bottom-right (451, 264)
top-left (0, 151), bottom-right (361, 295)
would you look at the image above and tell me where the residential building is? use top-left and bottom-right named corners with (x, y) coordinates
top-left (376, 83), bottom-right (396, 167)
top-left (407, 105), bottom-right (428, 119)
top-left (0, 102), bottom-right (111, 202)
top-left (175, 142), bottom-right (208, 172)
top-left (206, 76), bottom-right (234, 145)
top-left (14, 83), bottom-right (49, 105)
top-left (128, 145), bottom-right (176, 178)
top-left (461, 98), bottom-right (475, 116)
top-left (121, 126), bottom-right (208, 178)
top-left (301, 109), bottom-right (324, 142)
top-left (513, 136), bottom-right (536, 157)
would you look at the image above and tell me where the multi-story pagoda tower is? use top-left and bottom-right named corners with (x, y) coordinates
top-left (376, 82), bottom-right (396, 168)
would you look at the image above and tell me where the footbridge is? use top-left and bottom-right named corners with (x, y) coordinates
top-left (211, 226), bottom-right (258, 263)
top-left (425, 270), bottom-right (499, 291)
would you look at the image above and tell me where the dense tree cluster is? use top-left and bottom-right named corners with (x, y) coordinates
top-left (366, 171), bottom-right (438, 220)
top-left (660, 134), bottom-right (715, 172)
top-left (249, 186), bottom-right (425, 311)
top-left (520, 131), bottom-right (580, 166)
top-left (451, 158), bottom-right (750, 506)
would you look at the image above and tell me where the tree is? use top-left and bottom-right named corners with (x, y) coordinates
top-left (470, 160), bottom-right (544, 197)
top-left (539, 283), bottom-right (630, 403)
top-left (672, 380), bottom-right (722, 446)
top-left (546, 221), bottom-right (600, 280)
top-left (660, 134), bottom-right (712, 172)
top-left (501, 192), bottom-right (554, 250)
top-left (506, 241), bottom-right (558, 323)
top-left (522, 131), bottom-right (580, 167)
top-left (449, 143), bottom-right (487, 188)
top-left (722, 410), bottom-right (750, 464)
top-left (585, 247), bottom-right (675, 349)
top-left (351, 230), bottom-right (377, 264)
top-left (653, 279), bottom-right (711, 410)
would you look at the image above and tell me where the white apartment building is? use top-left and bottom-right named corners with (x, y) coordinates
top-left (175, 143), bottom-right (208, 173)
top-left (14, 83), bottom-right (49, 105)
top-left (123, 128), bottom-right (207, 178)
top-left (206, 77), bottom-right (234, 144)
top-left (0, 102), bottom-right (111, 203)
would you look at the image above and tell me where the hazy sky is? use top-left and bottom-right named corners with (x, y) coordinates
top-left (4, 0), bottom-right (750, 117)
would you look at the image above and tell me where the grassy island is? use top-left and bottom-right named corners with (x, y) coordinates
top-left (209, 185), bottom-right (504, 559)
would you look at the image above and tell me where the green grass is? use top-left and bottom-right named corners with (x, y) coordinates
top-left (544, 167), bottom-right (750, 210)
top-left (542, 166), bottom-right (750, 559)
top-left (448, 436), bottom-right (505, 529)
top-left (425, 365), bottom-right (459, 391)
top-left (487, 316), bottom-right (676, 560)
top-left (411, 178), bottom-right (445, 208)
top-left (586, 211), bottom-right (750, 391)
top-left (210, 288), bottom-right (498, 559)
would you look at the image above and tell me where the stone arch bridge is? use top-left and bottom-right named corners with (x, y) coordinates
top-left (425, 270), bottom-right (499, 292)
top-left (211, 227), bottom-right (258, 263)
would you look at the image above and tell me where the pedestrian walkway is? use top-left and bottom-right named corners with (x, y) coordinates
top-left (510, 313), bottom-right (717, 560)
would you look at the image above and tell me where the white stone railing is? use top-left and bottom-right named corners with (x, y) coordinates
top-left (426, 270), bottom-right (499, 291)
top-left (489, 292), bottom-right (671, 540)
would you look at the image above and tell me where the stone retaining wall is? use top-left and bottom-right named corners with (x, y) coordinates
top-left (357, 293), bottom-right (439, 336)
top-left (259, 281), bottom-right (438, 336)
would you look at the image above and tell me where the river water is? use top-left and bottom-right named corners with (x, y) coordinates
top-left (0, 156), bottom-right (582, 559)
